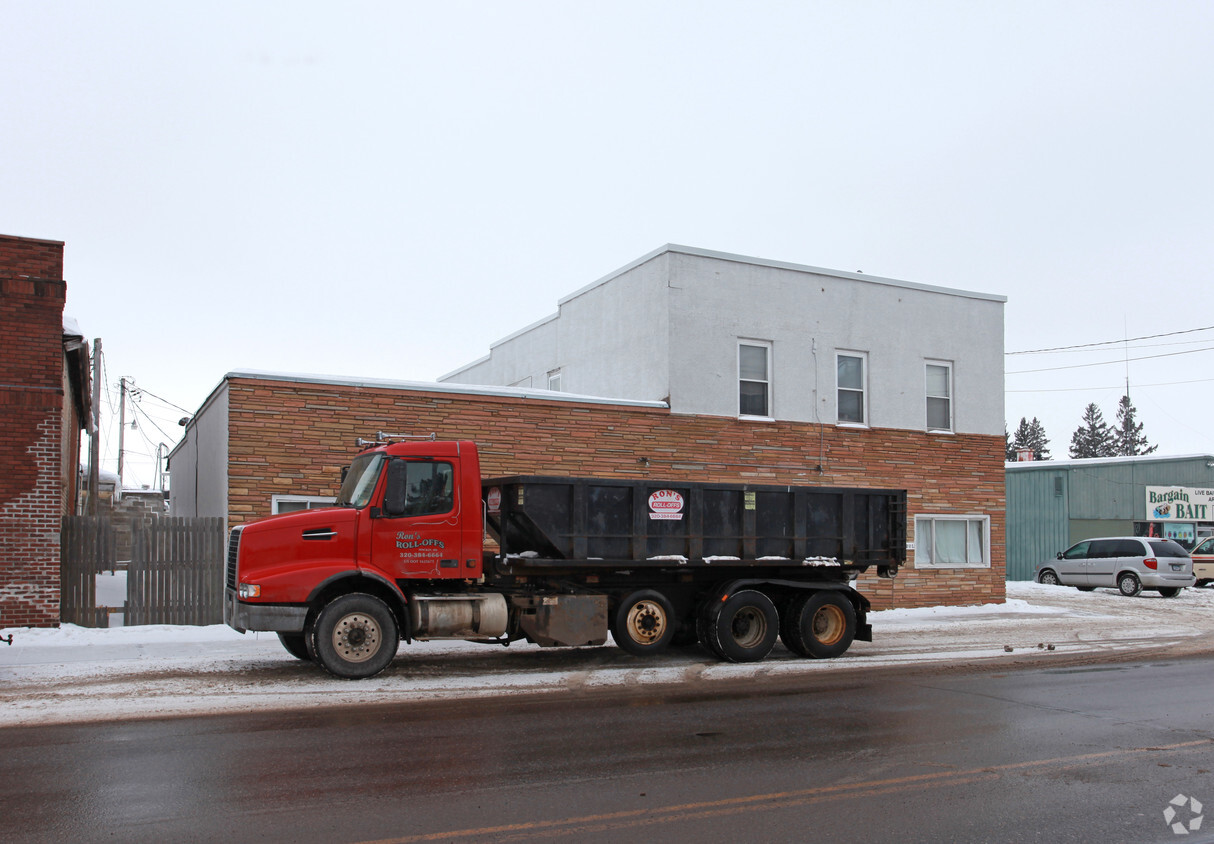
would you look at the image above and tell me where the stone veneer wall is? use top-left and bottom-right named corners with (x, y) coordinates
top-left (226, 376), bottom-right (1006, 610)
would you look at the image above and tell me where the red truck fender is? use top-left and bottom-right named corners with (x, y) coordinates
top-left (306, 569), bottom-right (413, 642)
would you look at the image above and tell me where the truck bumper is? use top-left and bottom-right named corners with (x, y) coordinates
top-left (224, 589), bottom-right (308, 633)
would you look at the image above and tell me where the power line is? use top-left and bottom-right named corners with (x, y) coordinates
top-left (1007, 345), bottom-right (1214, 375)
top-left (129, 399), bottom-right (178, 444)
top-left (133, 386), bottom-right (192, 415)
top-left (1007, 376), bottom-right (1214, 394)
top-left (1007, 325), bottom-right (1214, 356)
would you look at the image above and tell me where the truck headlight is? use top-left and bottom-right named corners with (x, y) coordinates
top-left (238, 583), bottom-right (261, 599)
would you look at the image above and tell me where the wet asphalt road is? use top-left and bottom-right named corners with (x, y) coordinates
top-left (3, 654), bottom-right (1214, 844)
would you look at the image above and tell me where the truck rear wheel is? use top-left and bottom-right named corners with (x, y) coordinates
top-left (780, 592), bottom-right (855, 659)
top-left (612, 589), bottom-right (676, 656)
top-left (703, 590), bottom-right (778, 663)
top-left (310, 593), bottom-right (399, 679)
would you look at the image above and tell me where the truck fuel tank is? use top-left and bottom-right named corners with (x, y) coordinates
top-left (409, 593), bottom-right (509, 639)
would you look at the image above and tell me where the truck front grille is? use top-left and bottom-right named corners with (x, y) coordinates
top-left (226, 526), bottom-right (243, 590)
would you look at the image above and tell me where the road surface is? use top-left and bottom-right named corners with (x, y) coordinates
top-left (3, 652), bottom-right (1213, 843)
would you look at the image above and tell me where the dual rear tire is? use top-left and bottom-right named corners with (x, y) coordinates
top-left (693, 588), bottom-right (857, 663)
top-left (701, 590), bottom-right (780, 662)
top-left (780, 592), bottom-right (857, 659)
top-left (612, 590), bottom-right (677, 656)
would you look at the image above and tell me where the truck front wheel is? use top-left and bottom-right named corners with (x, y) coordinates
top-left (612, 589), bottom-right (676, 656)
top-left (277, 632), bottom-right (311, 661)
top-left (310, 593), bottom-right (399, 679)
top-left (780, 592), bottom-right (855, 659)
top-left (703, 590), bottom-right (778, 663)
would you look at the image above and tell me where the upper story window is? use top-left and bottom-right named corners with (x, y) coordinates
top-left (836, 352), bottom-right (867, 425)
top-left (738, 341), bottom-right (772, 418)
top-left (926, 361), bottom-right (953, 432)
top-left (547, 369), bottom-right (562, 391)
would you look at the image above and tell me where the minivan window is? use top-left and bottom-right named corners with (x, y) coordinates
top-left (1149, 540), bottom-right (1190, 558)
top-left (1113, 539), bottom-right (1145, 556)
top-left (1062, 541), bottom-right (1091, 559)
top-left (1088, 539), bottom-right (1122, 558)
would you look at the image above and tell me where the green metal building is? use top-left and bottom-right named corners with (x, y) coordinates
top-left (1005, 454), bottom-right (1214, 580)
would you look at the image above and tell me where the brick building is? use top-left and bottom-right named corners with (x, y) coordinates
top-left (0, 234), bottom-right (92, 627)
top-left (169, 371), bottom-right (1006, 609)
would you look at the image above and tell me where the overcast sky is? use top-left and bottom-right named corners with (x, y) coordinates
top-left (4, 2), bottom-right (1213, 487)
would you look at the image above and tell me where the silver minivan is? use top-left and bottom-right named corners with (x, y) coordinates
top-left (1035, 536), bottom-right (1195, 597)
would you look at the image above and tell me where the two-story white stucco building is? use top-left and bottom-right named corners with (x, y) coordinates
top-left (440, 244), bottom-right (1005, 438)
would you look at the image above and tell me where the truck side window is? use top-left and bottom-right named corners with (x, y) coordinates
top-left (403, 462), bottom-right (455, 516)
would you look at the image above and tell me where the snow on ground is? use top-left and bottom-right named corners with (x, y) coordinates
top-left (2, 583), bottom-right (1212, 728)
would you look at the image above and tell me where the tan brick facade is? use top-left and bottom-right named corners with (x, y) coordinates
top-left (226, 376), bottom-right (1005, 610)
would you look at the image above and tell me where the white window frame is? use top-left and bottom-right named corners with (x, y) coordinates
top-left (738, 340), bottom-right (773, 420)
top-left (913, 514), bottom-right (990, 568)
top-left (836, 351), bottom-right (868, 427)
top-left (547, 369), bottom-right (562, 392)
top-left (925, 360), bottom-right (953, 433)
top-left (271, 494), bottom-right (336, 515)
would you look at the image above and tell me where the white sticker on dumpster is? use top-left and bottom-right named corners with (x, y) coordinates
top-left (648, 489), bottom-right (685, 520)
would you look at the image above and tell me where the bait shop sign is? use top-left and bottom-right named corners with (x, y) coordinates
top-left (1145, 486), bottom-right (1214, 521)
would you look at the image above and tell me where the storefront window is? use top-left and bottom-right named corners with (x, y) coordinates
top-left (1135, 521), bottom-right (1197, 550)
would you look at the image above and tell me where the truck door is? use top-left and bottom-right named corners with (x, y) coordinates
top-left (371, 457), bottom-right (464, 579)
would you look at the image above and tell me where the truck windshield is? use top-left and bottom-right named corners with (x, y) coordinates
top-left (335, 453), bottom-right (386, 508)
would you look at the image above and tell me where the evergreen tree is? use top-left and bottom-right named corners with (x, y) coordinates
top-left (1113, 394), bottom-right (1157, 456)
top-left (1069, 403), bottom-right (1116, 459)
top-left (1011, 416), bottom-right (1051, 461)
top-left (1005, 425), bottom-right (1015, 461)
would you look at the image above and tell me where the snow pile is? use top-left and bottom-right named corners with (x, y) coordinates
top-left (2, 582), bottom-right (1211, 727)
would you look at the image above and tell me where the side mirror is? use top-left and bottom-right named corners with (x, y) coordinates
top-left (382, 459), bottom-right (408, 517)
top-left (1056, 552), bottom-right (1063, 559)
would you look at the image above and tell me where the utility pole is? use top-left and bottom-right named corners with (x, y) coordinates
top-left (117, 376), bottom-right (127, 490)
top-left (88, 339), bottom-right (102, 516)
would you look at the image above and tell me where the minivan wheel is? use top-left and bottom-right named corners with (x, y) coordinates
top-left (1038, 570), bottom-right (1060, 586)
top-left (1157, 587), bottom-right (1182, 598)
top-left (1118, 572), bottom-right (1142, 597)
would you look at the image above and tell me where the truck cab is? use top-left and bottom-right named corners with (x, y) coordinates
top-left (225, 438), bottom-right (486, 674)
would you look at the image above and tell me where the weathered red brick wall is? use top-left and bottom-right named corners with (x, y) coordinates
top-left (0, 235), bottom-right (67, 627)
top-left (227, 376), bottom-right (1006, 609)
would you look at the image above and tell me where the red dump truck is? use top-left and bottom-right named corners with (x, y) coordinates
top-left (224, 434), bottom-right (906, 678)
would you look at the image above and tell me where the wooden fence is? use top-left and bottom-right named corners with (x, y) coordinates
top-left (60, 516), bottom-right (113, 627)
top-left (61, 516), bottom-right (227, 627)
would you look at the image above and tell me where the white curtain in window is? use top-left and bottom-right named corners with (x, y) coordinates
top-left (740, 345), bottom-right (768, 380)
top-left (967, 520), bottom-right (984, 564)
top-left (934, 519), bottom-right (967, 564)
